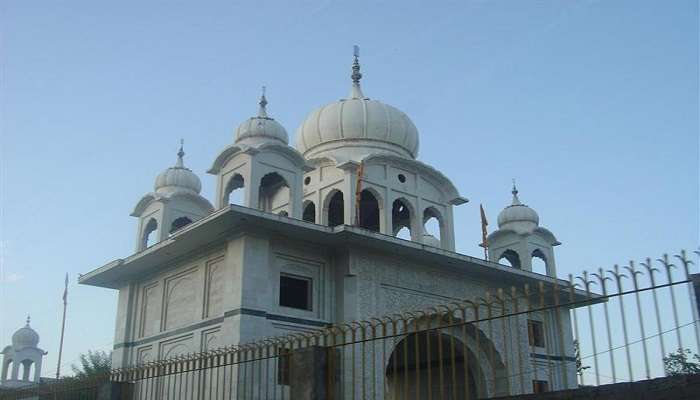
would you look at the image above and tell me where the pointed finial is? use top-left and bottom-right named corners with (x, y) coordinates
top-left (176, 139), bottom-right (185, 168)
top-left (511, 179), bottom-right (522, 206)
top-left (350, 45), bottom-right (365, 99)
top-left (26, 315), bottom-right (31, 326)
top-left (258, 86), bottom-right (268, 118)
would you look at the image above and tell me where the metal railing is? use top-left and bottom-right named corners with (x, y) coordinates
top-left (3, 250), bottom-right (699, 400)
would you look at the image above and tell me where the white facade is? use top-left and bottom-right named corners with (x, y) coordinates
top-left (80, 50), bottom-right (583, 397)
top-left (1, 317), bottom-right (46, 389)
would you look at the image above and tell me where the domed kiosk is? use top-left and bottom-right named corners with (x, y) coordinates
top-left (296, 48), bottom-right (466, 250)
top-left (487, 184), bottom-right (560, 276)
top-left (131, 143), bottom-right (214, 251)
top-left (1, 317), bottom-right (46, 388)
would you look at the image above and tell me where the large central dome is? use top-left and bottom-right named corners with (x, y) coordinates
top-left (295, 51), bottom-right (419, 161)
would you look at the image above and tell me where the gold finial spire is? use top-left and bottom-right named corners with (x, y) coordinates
top-left (258, 86), bottom-right (269, 118)
top-left (511, 179), bottom-right (522, 206)
top-left (350, 45), bottom-right (365, 99)
top-left (176, 139), bottom-right (185, 168)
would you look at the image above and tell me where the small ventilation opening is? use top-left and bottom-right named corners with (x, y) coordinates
top-left (279, 274), bottom-right (312, 311)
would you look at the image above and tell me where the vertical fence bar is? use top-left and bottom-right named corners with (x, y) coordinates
top-left (593, 268), bottom-right (615, 383)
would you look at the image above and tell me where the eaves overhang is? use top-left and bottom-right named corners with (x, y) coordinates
top-left (79, 205), bottom-right (601, 307)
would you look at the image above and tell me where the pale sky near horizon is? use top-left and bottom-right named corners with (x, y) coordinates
top-left (1, 0), bottom-right (698, 378)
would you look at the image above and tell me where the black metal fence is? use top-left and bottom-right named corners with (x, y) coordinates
top-left (2, 250), bottom-right (699, 400)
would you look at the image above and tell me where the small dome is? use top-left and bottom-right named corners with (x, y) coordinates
top-left (295, 50), bottom-right (419, 161)
top-left (154, 145), bottom-right (202, 194)
top-left (235, 91), bottom-right (288, 146)
top-left (12, 317), bottom-right (39, 350)
top-left (497, 185), bottom-right (539, 230)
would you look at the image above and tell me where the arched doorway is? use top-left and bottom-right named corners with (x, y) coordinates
top-left (386, 331), bottom-right (480, 400)
top-left (259, 172), bottom-right (290, 214)
top-left (326, 190), bottom-right (344, 227)
top-left (223, 174), bottom-right (245, 206)
top-left (358, 189), bottom-right (380, 232)
top-left (303, 201), bottom-right (316, 223)
top-left (392, 198), bottom-right (413, 240)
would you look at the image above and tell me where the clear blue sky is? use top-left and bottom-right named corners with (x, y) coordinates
top-left (1, 0), bottom-right (697, 378)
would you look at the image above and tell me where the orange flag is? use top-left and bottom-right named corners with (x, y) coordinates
top-left (354, 162), bottom-right (364, 225)
top-left (479, 204), bottom-right (489, 250)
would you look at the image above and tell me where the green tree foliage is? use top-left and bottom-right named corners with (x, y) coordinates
top-left (70, 350), bottom-right (112, 378)
top-left (663, 348), bottom-right (700, 376)
top-left (574, 340), bottom-right (590, 375)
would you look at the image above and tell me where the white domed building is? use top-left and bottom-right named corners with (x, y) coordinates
top-left (1, 317), bottom-right (46, 388)
top-left (79, 49), bottom-right (582, 397)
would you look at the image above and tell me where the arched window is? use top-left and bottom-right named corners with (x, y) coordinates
top-left (224, 174), bottom-right (245, 206)
top-left (169, 216), bottom-right (193, 234)
top-left (392, 198), bottom-right (413, 240)
top-left (259, 172), bottom-right (290, 214)
top-left (498, 249), bottom-right (521, 269)
top-left (358, 189), bottom-right (380, 232)
top-left (327, 191), bottom-right (344, 227)
top-left (141, 218), bottom-right (158, 250)
top-left (531, 249), bottom-right (548, 275)
top-left (303, 201), bottom-right (316, 223)
top-left (3, 360), bottom-right (12, 381)
top-left (20, 360), bottom-right (33, 381)
top-left (422, 208), bottom-right (443, 247)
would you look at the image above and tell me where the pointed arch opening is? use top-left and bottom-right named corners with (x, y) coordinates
top-left (259, 172), bottom-right (290, 214)
top-left (498, 249), bottom-right (521, 269)
top-left (386, 331), bottom-right (488, 399)
top-left (303, 201), bottom-right (316, 223)
top-left (20, 360), bottom-right (33, 381)
top-left (392, 198), bottom-right (413, 240)
top-left (422, 207), bottom-right (444, 248)
top-left (3, 359), bottom-right (12, 381)
top-left (325, 190), bottom-right (344, 227)
top-left (358, 189), bottom-right (381, 232)
top-left (141, 218), bottom-right (158, 250)
top-left (223, 173), bottom-right (245, 206)
top-left (169, 216), bottom-right (193, 234)
top-left (531, 249), bottom-right (548, 275)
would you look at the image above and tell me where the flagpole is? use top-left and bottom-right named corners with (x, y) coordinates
top-left (56, 273), bottom-right (68, 379)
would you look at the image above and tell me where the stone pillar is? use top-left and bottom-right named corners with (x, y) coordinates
top-left (290, 346), bottom-right (340, 400)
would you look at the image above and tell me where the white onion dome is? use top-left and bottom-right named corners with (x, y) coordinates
top-left (154, 145), bottom-right (202, 194)
top-left (235, 91), bottom-right (289, 146)
top-left (497, 185), bottom-right (539, 230)
top-left (12, 316), bottom-right (39, 350)
top-left (295, 50), bottom-right (419, 161)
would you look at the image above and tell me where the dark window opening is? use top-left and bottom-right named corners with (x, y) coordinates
top-left (142, 218), bottom-right (158, 249)
top-left (358, 190), bottom-right (380, 232)
top-left (528, 319), bottom-right (545, 348)
top-left (279, 274), bottom-right (312, 311)
top-left (304, 176), bottom-right (311, 185)
top-left (303, 202), bottom-right (316, 223)
top-left (224, 174), bottom-right (245, 205)
top-left (499, 249), bottom-right (522, 269)
top-left (170, 216), bottom-right (193, 234)
top-left (531, 249), bottom-right (548, 275)
top-left (532, 380), bottom-right (549, 393)
top-left (327, 191), bottom-right (344, 227)
top-left (397, 174), bottom-right (406, 183)
top-left (259, 172), bottom-right (289, 213)
top-left (392, 198), bottom-right (412, 239)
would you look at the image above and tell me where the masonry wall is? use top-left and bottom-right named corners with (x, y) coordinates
top-left (493, 373), bottom-right (700, 400)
